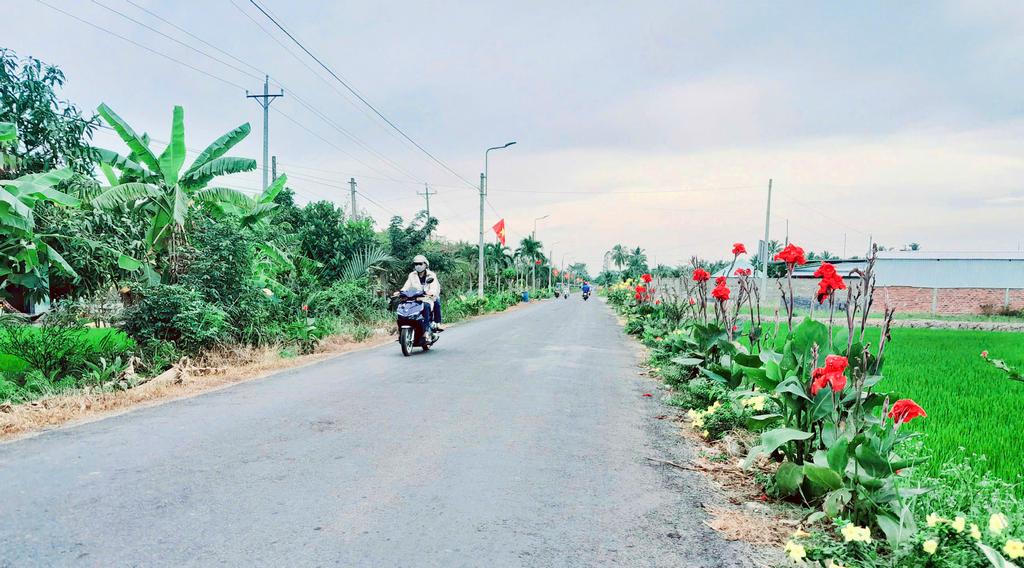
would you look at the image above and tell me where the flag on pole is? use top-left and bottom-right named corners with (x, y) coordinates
top-left (492, 219), bottom-right (506, 246)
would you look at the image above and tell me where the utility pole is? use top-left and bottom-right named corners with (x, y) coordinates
top-left (418, 183), bottom-right (436, 218)
top-left (785, 219), bottom-right (789, 246)
top-left (349, 178), bottom-right (358, 220)
top-left (478, 173), bottom-right (486, 296)
top-left (271, 155), bottom-right (277, 183)
top-left (760, 178), bottom-right (773, 298)
top-left (843, 233), bottom-right (847, 259)
top-left (246, 75), bottom-right (283, 191)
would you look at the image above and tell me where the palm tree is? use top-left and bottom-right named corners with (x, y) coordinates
top-left (485, 243), bottom-right (513, 292)
top-left (92, 104), bottom-right (258, 280)
top-left (516, 236), bottom-right (544, 289)
top-left (611, 244), bottom-right (629, 271)
top-left (626, 246), bottom-right (648, 278)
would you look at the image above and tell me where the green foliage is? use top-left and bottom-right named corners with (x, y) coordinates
top-left (180, 217), bottom-right (252, 306)
top-left (307, 279), bottom-right (387, 324)
top-left (663, 377), bottom-right (729, 410)
top-left (0, 49), bottom-right (99, 174)
top-left (121, 284), bottom-right (228, 354)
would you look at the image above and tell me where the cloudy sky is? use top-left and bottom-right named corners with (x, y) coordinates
top-left (6, 1), bottom-right (1024, 272)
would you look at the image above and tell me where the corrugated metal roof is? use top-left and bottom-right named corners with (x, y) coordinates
top-left (876, 250), bottom-right (1024, 260)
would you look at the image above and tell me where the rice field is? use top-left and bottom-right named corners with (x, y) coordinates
top-left (880, 328), bottom-right (1024, 486)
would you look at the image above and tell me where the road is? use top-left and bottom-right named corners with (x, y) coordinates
top-left (0, 298), bottom-right (759, 567)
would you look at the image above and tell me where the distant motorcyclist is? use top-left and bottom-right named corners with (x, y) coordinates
top-left (400, 255), bottom-right (443, 333)
top-left (581, 282), bottom-right (592, 296)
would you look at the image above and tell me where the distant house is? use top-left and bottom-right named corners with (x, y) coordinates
top-left (792, 251), bottom-right (1024, 315)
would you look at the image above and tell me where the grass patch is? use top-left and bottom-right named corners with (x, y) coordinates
top-left (0, 328), bottom-right (134, 373)
top-left (881, 327), bottom-right (1024, 487)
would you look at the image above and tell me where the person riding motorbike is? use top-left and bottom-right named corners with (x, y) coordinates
top-left (399, 255), bottom-right (442, 335)
top-left (581, 281), bottom-right (592, 298)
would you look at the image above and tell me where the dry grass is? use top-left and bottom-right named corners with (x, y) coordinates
top-left (0, 330), bottom-right (394, 442)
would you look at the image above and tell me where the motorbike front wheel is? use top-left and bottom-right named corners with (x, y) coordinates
top-left (400, 327), bottom-right (414, 357)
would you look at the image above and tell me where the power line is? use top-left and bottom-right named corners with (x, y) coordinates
top-left (246, 0), bottom-right (480, 191)
top-left (35, 0), bottom-right (247, 90)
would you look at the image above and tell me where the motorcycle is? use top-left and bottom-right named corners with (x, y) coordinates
top-left (391, 288), bottom-right (438, 356)
top-left (582, 290), bottom-right (591, 301)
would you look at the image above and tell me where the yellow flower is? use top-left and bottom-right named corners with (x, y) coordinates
top-left (1004, 540), bottom-right (1024, 560)
top-left (702, 430), bottom-right (710, 438)
top-left (791, 529), bottom-right (811, 539)
top-left (990, 513), bottom-right (1009, 535)
top-left (970, 524), bottom-right (982, 540)
top-left (951, 516), bottom-right (966, 533)
top-left (922, 539), bottom-right (938, 555)
top-left (746, 395), bottom-right (767, 411)
top-left (926, 513), bottom-right (943, 527)
top-left (840, 523), bottom-right (872, 543)
top-left (784, 541), bottom-right (806, 562)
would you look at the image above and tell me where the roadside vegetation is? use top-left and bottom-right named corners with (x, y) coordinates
top-left (0, 50), bottom-right (561, 410)
top-left (605, 243), bottom-right (1023, 567)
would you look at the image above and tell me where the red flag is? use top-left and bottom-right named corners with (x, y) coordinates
top-left (492, 219), bottom-right (506, 246)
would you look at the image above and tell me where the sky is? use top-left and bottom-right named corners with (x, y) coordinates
top-left (5, 0), bottom-right (1024, 274)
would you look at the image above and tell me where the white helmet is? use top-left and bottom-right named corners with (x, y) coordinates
top-left (413, 255), bottom-right (429, 269)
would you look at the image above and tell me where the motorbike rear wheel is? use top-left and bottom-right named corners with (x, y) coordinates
top-left (400, 327), bottom-right (414, 357)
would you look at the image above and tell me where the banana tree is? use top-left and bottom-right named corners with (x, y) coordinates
top-left (92, 104), bottom-right (257, 278)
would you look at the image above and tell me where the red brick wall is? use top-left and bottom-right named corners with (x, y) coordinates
top-left (874, 287), bottom-right (1024, 315)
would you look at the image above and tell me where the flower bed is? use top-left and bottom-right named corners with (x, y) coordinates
top-left (606, 244), bottom-right (1023, 567)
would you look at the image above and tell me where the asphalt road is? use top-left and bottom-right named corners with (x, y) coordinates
top-left (0, 297), bottom-right (758, 567)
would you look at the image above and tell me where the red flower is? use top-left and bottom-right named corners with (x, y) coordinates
top-left (635, 285), bottom-right (647, 294)
top-left (981, 350), bottom-right (989, 358)
top-left (655, 299), bottom-right (661, 305)
top-left (641, 273), bottom-right (653, 283)
top-left (734, 268), bottom-right (752, 276)
top-left (774, 243), bottom-right (807, 266)
top-left (634, 292), bottom-right (642, 300)
top-left (643, 393), bottom-right (653, 397)
top-left (688, 297), bottom-right (697, 305)
top-left (888, 399), bottom-right (927, 423)
top-left (732, 243), bottom-right (747, 256)
top-left (301, 305), bottom-right (309, 312)
top-left (692, 268), bottom-right (710, 282)
top-left (810, 355), bottom-right (848, 395)
top-left (711, 282), bottom-right (730, 301)
top-left (715, 275), bottom-right (727, 285)
top-left (813, 262), bottom-right (847, 303)
top-left (535, 259), bottom-right (542, 265)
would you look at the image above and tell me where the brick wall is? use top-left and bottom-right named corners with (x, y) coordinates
top-left (875, 287), bottom-right (1024, 315)
top-left (650, 276), bottom-right (1023, 315)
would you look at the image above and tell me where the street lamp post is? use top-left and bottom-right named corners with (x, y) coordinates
top-left (548, 241), bottom-right (560, 291)
top-left (479, 141), bottom-right (516, 297)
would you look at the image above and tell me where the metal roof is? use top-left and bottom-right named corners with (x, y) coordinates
top-left (876, 250), bottom-right (1024, 261)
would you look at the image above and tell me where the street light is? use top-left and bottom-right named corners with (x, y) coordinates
top-left (479, 141), bottom-right (516, 297)
top-left (548, 241), bottom-right (560, 291)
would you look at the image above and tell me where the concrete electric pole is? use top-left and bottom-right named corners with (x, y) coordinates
top-left (418, 183), bottom-right (436, 218)
top-left (349, 177), bottom-right (358, 220)
top-left (246, 75), bottom-right (283, 191)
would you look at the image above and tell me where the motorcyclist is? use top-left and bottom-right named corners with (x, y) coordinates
top-left (400, 255), bottom-right (442, 335)
top-left (581, 281), bottom-right (592, 296)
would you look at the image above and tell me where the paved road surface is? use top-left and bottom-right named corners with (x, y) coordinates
top-left (0, 298), bottom-right (758, 567)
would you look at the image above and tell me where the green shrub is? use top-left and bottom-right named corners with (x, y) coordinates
top-left (664, 377), bottom-right (729, 410)
top-left (122, 284), bottom-right (228, 354)
top-left (180, 218), bottom-right (252, 306)
top-left (228, 287), bottom-right (290, 346)
top-left (0, 305), bottom-right (132, 383)
top-left (307, 279), bottom-right (386, 323)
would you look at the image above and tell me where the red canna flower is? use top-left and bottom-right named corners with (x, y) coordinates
top-left (888, 399), bottom-right (927, 423)
top-left (643, 393), bottom-right (653, 397)
top-left (634, 292), bottom-right (642, 300)
top-left (688, 297), bottom-right (697, 305)
top-left (655, 299), bottom-right (661, 305)
top-left (692, 268), bottom-right (710, 282)
top-left (813, 262), bottom-right (846, 303)
top-left (712, 282), bottom-right (730, 301)
top-left (734, 268), bottom-right (752, 276)
top-left (635, 285), bottom-right (647, 294)
top-left (981, 350), bottom-right (989, 358)
top-left (302, 305), bottom-right (309, 312)
top-left (732, 243), bottom-right (747, 256)
top-left (810, 355), bottom-right (848, 395)
top-left (715, 275), bottom-right (727, 285)
top-left (774, 243), bottom-right (807, 266)
top-left (641, 273), bottom-right (653, 283)
top-left (535, 259), bottom-right (542, 265)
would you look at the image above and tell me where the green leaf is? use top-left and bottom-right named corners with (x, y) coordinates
top-left (810, 389), bottom-right (835, 420)
top-left (97, 103), bottom-right (161, 174)
top-left (827, 438), bottom-right (849, 473)
top-left (761, 428), bottom-right (813, 455)
top-left (180, 156), bottom-right (257, 190)
top-left (158, 105), bottom-right (186, 186)
top-left (672, 356), bottom-right (704, 367)
top-left (185, 122), bottom-right (251, 174)
top-left (194, 187), bottom-right (255, 210)
top-left (0, 121), bottom-right (16, 143)
top-left (117, 254), bottom-right (143, 271)
top-left (822, 488), bottom-right (851, 517)
top-left (94, 147), bottom-right (147, 177)
top-left (977, 542), bottom-right (1020, 568)
top-left (734, 353), bottom-right (763, 368)
top-left (793, 318), bottom-right (829, 364)
top-left (877, 508), bottom-right (917, 548)
top-left (260, 172), bottom-right (287, 203)
top-left (92, 183), bottom-right (163, 210)
top-left (854, 443), bottom-right (894, 478)
top-left (42, 243), bottom-right (77, 279)
top-left (171, 185), bottom-right (188, 227)
top-left (775, 462), bottom-right (804, 496)
top-left (99, 162), bottom-right (120, 187)
top-left (803, 464), bottom-right (843, 491)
